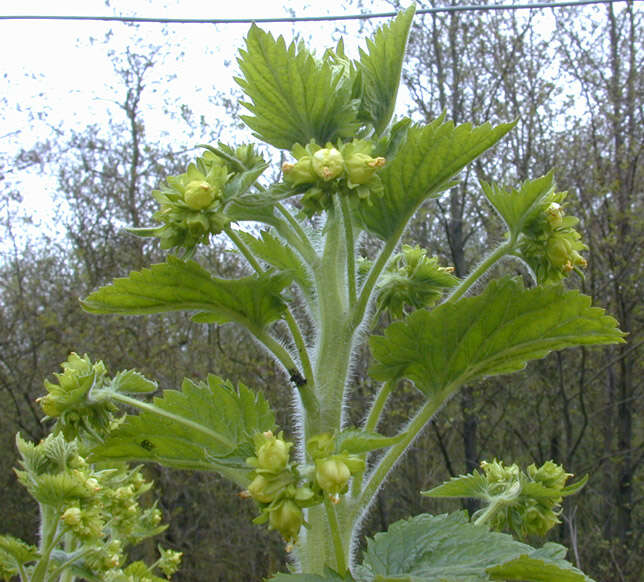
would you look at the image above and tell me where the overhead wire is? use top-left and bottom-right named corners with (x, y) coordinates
top-left (0, 0), bottom-right (627, 25)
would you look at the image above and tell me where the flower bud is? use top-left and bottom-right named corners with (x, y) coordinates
top-left (546, 235), bottom-right (574, 269)
top-left (256, 436), bottom-right (292, 472)
top-left (545, 202), bottom-right (564, 228)
top-left (345, 152), bottom-right (386, 185)
top-left (247, 475), bottom-right (278, 504)
top-left (283, 156), bottom-right (316, 186)
top-left (184, 180), bottom-right (217, 210)
top-left (312, 148), bottom-right (344, 181)
top-left (269, 499), bottom-right (304, 543)
top-left (307, 433), bottom-right (335, 460)
top-left (316, 458), bottom-right (351, 494)
top-left (62, 506), bottom-right (82, 526)
top-left (528, 460), bottom-right (571, 490)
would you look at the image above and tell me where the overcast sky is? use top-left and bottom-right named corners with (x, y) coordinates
top-left (1, 0), bottom-right (404, 226)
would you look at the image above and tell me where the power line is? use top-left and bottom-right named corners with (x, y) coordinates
top-left (0, 1), bottom-right (627, 26)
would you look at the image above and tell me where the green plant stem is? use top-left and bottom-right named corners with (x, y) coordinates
top-left (340, 195), bottom-right (357, 307)
top-left (31, 506), bottom-right (61, 582)
top-left (323, 495), bottom-right (347, 575)
top-left (352, 223), bottom-right (402, 328)
top-left (276, 202), bottom-right (317, 258)
top-left (353, 392), bottom-right (445, 524)
top-left (364, 381), bottom-right (395, 434)
top-left (226, 226), bottom-right (316, 412)
top-left (448, 240), bottom-right (515, 302)
top-left (351, 381), bottom-right (395, 497)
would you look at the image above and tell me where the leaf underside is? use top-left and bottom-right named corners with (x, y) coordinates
top-left (360, 119), bottom-right (516, 240)
top-left (370, 277), bottom-right (624, 398)
top-left (92, 376), bottom-right (275, 486)
top-left (354, 512), bottom-right (594, 582)
top-left (81, 256), bottom-right (292, 332)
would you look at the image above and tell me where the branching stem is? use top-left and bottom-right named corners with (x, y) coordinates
top-left (340, 195), bottom-right (357, 307)
top-left (324, 494), bottom-right (347, 575)
top-left (448, 239), bottom-right (515, 302)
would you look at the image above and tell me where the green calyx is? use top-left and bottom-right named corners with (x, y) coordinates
top-left (375, 245), bottom-right (459, 319)
top-left (282, 139), bottom-right (387, 216)
top-left (516, 189), bottom-right (588, 284)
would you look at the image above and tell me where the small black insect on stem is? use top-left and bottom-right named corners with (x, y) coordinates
top-left (288, 369), bottom-right (307, 387)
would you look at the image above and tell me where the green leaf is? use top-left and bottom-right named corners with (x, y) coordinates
top-left (0, 535), bottom-right (39, 570)
top-left (422, 471), bottom-right (489, 499)
top-left (237, 229), bottom-right (312, 293)
top-left (336, 429), bottom-right (406, 455)
top-left (112, 369), bottom-right (158, 394)
top-left (355, 512), bottom-right (594, 582)
top-left (270, 568), bottom-right (352, 582)
top-left (481, 172), bottom-right (556, 237)
top-left (360, 119), bottom-right (516, 240)
top-left (370, 277), bottom-right (624, 398)
top-left (357, 6), bottom-right (415, 135)
top-left (236, 24), bottom-right (359, 149)
top-left (92, 375), bottom-right (275, 486)
top-left (81, 256), bottom-right (292, 332)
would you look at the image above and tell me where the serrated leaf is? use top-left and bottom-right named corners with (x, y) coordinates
top-left (92, 375), bottom-right (275, 486)
top-left (481, 172), bottom-right (555, 236)
top-left (358, 6), bottom-right (415, 135)
top-left (237, 229), bottom-right (312, 293)
top-left (360, 119), bottom-right (515, 240)
top-left (370, 278), bottom-right (624, 398)
top-left (81, 256), bottom-right (292, 332)
top-left (0, 535), bottom-right (39, 567)
top-left (270, 568), bottom-right (352, 582)
top-left (236, 25), bottom-right (359, 149)
top-left (487, 554), bottom-right (591, 581)
top-left (356, 512), bottom-right (594, 582)
top-left (112, 369), bottom-right (158, 394)
top-left (336, 429), bottom-right (406, 455)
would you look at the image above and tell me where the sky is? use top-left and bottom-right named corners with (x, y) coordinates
top-left (0, 0), bottom-right (402, 229)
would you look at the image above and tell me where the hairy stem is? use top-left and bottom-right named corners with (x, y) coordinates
top-left (340, 195), bottom-right (357, 307)
top-left (226, 226), bottom-right (317, 417)
top-left (324, 495), bottom-right (347, 574)
top-left (448, 240), bottom-right (515, 302)
top-left (353, 391), bottom-right (446, 524)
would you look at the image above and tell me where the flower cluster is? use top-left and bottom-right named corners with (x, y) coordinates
top-left (370, 245), bottom-right (459, 319)
top-left (518, 192), bottom-right (587, 284)
top-left (243, 431), bottom-right (365, 546)
top-left (477, 459), bottom-right (576, 538)
top-left (282, 139), bottom-right (386, 215)
top-left (245, 431), bottom-right (315, 545)
top-left (38, 353), bottom-right (115, 441)
top-left (150, 150), bottom-right (232, 253)
top-left (12, 433), bottom-right (180, 580)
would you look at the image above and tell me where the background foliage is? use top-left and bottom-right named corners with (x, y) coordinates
top-left (1, 2), bottom-right (641, 581)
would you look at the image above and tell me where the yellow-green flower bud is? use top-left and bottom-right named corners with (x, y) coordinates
top-left (269, 499), bottom-right (304, 543)
top-left (307, 433), bottom-right (335, 460)
top-left (184, 180), bottom-right (217, 210)
top-left (345, 152), bottom-right (386, 185)
top-left (546, 234), bottom-right (573, 269)
top-left (62, 507), bottom-right (82, 526)
top-left (256, 436), bottom-right (292, 472)
top-left (545, 202), bottom-right (564, 228)
top-left (312, 148), bottom-right (344, 181)
top-left (283, 156), bottom-right (316, 186)
top-left (528, 460), bottom-right (571, 490)
top-left (247, 475), bottom-right (277, 504)
top-left (316, 458), bottom-right (351, 494)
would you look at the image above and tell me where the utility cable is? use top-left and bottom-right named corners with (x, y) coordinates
top-left (0, 1), bottom-right (628, 26)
